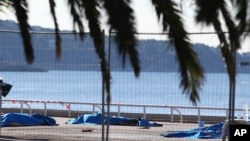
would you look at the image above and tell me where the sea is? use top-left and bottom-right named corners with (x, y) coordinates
top-left (1, 70), bottom-right (250, 117)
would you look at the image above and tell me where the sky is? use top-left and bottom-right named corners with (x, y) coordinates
top-left (0, 0), bottom-right (212, 33)
top-left (0, 0), bottom-right (249, 52)
top-left (27, 0), bottom-right (163, 32)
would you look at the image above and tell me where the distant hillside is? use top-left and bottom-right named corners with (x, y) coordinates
top-left (0, 19), bottom-right (250, 73)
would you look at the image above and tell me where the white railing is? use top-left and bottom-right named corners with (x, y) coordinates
top-left (1, 100), bottom-right (245, 123)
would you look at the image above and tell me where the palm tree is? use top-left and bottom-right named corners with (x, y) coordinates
top-left (194, 0), bottom-right (246, 124)
top-left (2, 0), bottom-right (248, 140)
top-left (195, 0), bottom-right (239, 84)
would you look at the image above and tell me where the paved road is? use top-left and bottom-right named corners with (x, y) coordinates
top-left (0, 117), bottom-right (223, 141)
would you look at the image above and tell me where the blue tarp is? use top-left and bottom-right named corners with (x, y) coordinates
top-left (1, 113), bottom-right (57, 127)
top-left (137, 117), bottom-right (163, 127)
top-left (66, 113), bottom-right (163, 127)
top-left (161, 121), bottom-right (228, 139)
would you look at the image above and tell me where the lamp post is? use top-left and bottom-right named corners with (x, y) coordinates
top-left (0, 77), bottom-right (12, 136)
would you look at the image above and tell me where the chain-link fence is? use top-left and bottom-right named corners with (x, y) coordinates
top-left (0, 28), bottom-right (248, 140)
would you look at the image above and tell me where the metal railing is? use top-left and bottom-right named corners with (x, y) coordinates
top-left (1, 100), bottom-right (245, 123)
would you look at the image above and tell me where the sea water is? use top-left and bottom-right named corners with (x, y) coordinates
top-left (0, 71), bottom-right (250, 116)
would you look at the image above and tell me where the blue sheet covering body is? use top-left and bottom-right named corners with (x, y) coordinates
top-left (1, 113), bottom-right (56, 127)
top-left (66, 113), bottom-right (102, 125)
top-left (83, 113), bottom-right (102, 124)
top-left (30, 113), bottom-right (56, 125)
top-left (108, 116), bottom-right (136, 125)
top-left (66, 113), bottom-right (162, 127)
top-left (137, 117), bottom-right (163, 127)
top-left (161, 121), bottom-right (228, 139)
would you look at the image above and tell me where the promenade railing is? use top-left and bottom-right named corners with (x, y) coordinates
top-left (1, 100), bottom-right (245, 123)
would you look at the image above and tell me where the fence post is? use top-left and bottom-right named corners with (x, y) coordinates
top-left (44, 102), bottom-right (47, 116)
top-left (20, 102), bottom-right (23, 113)
top-left (226, 109), bottom-right (229, 120)
top-left (171, 107), bottom-right (173, 123)
top-left (117, 104), bottom-right (120, 117)
top-left (198, 108), bottom-right (201, 123)
top-left (143, 106), bottom-right (146, 119)
top-left (68, 104), bottom-right (71, 117)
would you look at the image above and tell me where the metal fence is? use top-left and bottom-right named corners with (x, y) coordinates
top-left (0, 31), bottom-right (250, 118)
top-left (0, 29), bottom-right (249, 140)
top-left (2, 99), bottom-right (245, 123)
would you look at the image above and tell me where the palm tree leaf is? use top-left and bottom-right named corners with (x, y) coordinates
top-left (67, 0), bottom-right (84, 39)
top-left (0, 0), bottom-right (9, 13)
top-left (195, 0), bottom-right (222, 25)
top-left (235, 0), bottom-right (247, 34)
top-left (49, 0), bottom-right (62, 59)
top-left (0, 0), bottom-right (9, 7)
top-left (81, 0), bottom-right (102, 48)
top-left (212, 18), bottom-right (235, 83)
top-left (151, 0), bottom-right (204, 104)
top-left (195, 0), bottom-right (236, 83)
top-left (81, 0), bottom-right (111, 95)
top-left (103, 0), bottom-right (140, 77)
top-left (220, 1), bottom-right (240, 49)
top-left (11, 0), bottom-right (34, 64)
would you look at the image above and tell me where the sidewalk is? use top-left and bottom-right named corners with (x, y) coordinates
top-left (0, 117), bottom-right (223, 141)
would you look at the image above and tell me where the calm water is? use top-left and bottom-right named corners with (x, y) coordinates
top-left (1, 71), bottom-right (250, 116)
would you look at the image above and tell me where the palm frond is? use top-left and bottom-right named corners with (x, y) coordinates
top-left (49, 0), bottom-right (62, 59)
top-left (195, 0), bottom-right (236, 83)
top-left (212, 18), bottom-right (235, 83)
top-left (151, 0), bottom-right (204, 104)
top-left (81, 0), bottom-right (102, 48)
top-left (195, 0), bottom-right (222, 25)
top-left (67, 0), bottom-right (84, 39)
top-left (220, 1), bottom-right (240, 49)
top-left (11, 0), bottom-right (34, 63)
top-left (81, 0), bottom-right (111, 95)
top-left (235, 0), bottom-right (247, 34)
top-left (104, 0), bottom-right (140, 77)
top-left (0, 0), bottom-right (8, 4)
top-left (0, 0), bottom-right (10, 9)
